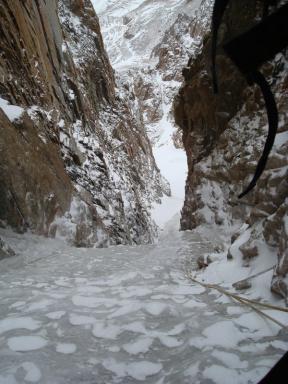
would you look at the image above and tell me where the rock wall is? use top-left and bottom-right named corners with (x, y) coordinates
top-left (0, 0), bottom-right (163, 246)
top-left (174, 0), bottom-right (288, 299)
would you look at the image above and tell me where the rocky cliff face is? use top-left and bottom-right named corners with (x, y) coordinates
top-left (175, 0), bottom-right (288, 300)
top-left (96, 0), bottom-right (204, 135)
top-left (0, 0), bottom-right (163, 246)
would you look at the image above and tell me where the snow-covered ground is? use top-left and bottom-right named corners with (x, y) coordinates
top-left (151, 103), bottom-right (187, 229)
top-left (0, 222), bottom-right (287, 383)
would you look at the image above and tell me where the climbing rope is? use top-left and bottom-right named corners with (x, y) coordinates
top-left (186, 271), bottom-right (288, 329)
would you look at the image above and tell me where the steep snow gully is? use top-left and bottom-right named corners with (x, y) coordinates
top-left (0, 220), bottom-right (287, 384)
top-left (0, 1), bottom-right (288, 383)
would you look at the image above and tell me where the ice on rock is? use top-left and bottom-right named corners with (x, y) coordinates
top-left (203, 365), bottom-right (244, 384)
top-left (122, 337), bottom-right (154, 355)
top-left (55, 278), bottom-right (72, 287)
top-left (0, 317), bottom-right (41, 335)
top-left (72, 295), bottom-right (102, 308)
top-left (21, 362), bottom-right (42, 383)
top-left (125, 361), bottom-right (163, 381)
top-left (46, 311), bottom-right (66, 320)
top-left (233, 312), bottom-right (281, 339)
top-left (270, 340), bottom-right (288, 351)
top-left (202, 320), bottom-right (248, 348)
top-left (124, 321), bottom-right (147, 335)
top-left (173, 285), bottom-right (206, 295)
top-left (102, 358), bottom-right (162, 381)
top-left (158, 335), bottom-right (183, 348)
top-left (150, 294), bottom-right (170, 300)
top-left (184, 361), bottom-right (200, 378)
top-left (9, 301), bottom-right (26, 309)
top-left (167, 323), bottom-right (186, 336)
top-left (108, 303), bottom-right (142, 319)
top-left (226, 306), bottom-right (245, 316)
top-left (102, 358), bottom-right (126, 378)
top-left (7, 336), bottom-right (48, 351)
top-left (144, 302), bottom-right (167, 316)
top-left (56, 343), bottom-right (77, 354)
top-left (120, 287), bottom-right (152, 298)
top-left (93, 322), bottom-right (122, 340)
top-left (26, 299), bottom-right (54, 312)
top-left (190, 320), bottom-right (247, 349)
top-left (211, 350), bottom-right (249, 369)
top-left (69, 313), bottom-right (96, 325)
top-left (255, 358), bottom-right (283, 368)
top-left (77, 285), bottom-right (106, 294)
top-left (0, 374), bottom-right (18, 384)
top-left (108, 346), bottom-right (121, 353)
top-left (183, 299), bottom-right (207, 309)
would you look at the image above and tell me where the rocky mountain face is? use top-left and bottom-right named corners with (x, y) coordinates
top-left (96, 0), bottom-right (203, 132)
top-left (174, 0), bottom-right (288, 300)
top-left (0, 0), bottom-right (164, 247)
top-left (94, 0), bottom-right (202, 225)
top-left (95, 0), bottom-right (202, 68)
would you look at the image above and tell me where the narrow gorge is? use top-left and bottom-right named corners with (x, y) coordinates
top-left (0, 0), bottom-right (287, 383)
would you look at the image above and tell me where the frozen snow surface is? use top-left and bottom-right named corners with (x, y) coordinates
top-left (0, 1), bottom-right (287, 383)
top-left (0, 223), bottom-right (287, 383)
top-left (151, 106), bottom-right (187, 229)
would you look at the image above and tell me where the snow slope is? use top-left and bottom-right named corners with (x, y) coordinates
top-left (0, 224), bottom-right (287, 383)
top-left (92, 0), bottom-right (206, 229)
top-left (151, 103), bottom-right (187, 228)
top-left (93, 0), bottom-right (202, 69)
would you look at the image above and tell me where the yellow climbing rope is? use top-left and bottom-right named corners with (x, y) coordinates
top-left (186, 271), bottom-right (288, 329)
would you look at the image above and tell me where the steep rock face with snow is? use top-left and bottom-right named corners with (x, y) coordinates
top-left (94, 0), bottom-right (204, 227)
top-left (175, 0), bottom-right (288, 299)
top-left (95, 0), bottom-right (202, 68)
top-left (0, 0), bottom-right (163, 246)
top-left (96, 0), bottom-right (204, 133)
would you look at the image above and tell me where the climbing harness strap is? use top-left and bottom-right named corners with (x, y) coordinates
top-left (211, 0), bottom-right (288, 197)
top-left (211, 0), bottom-right (281, 90)
top-left (238, 70), bottom-right (278, 197)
